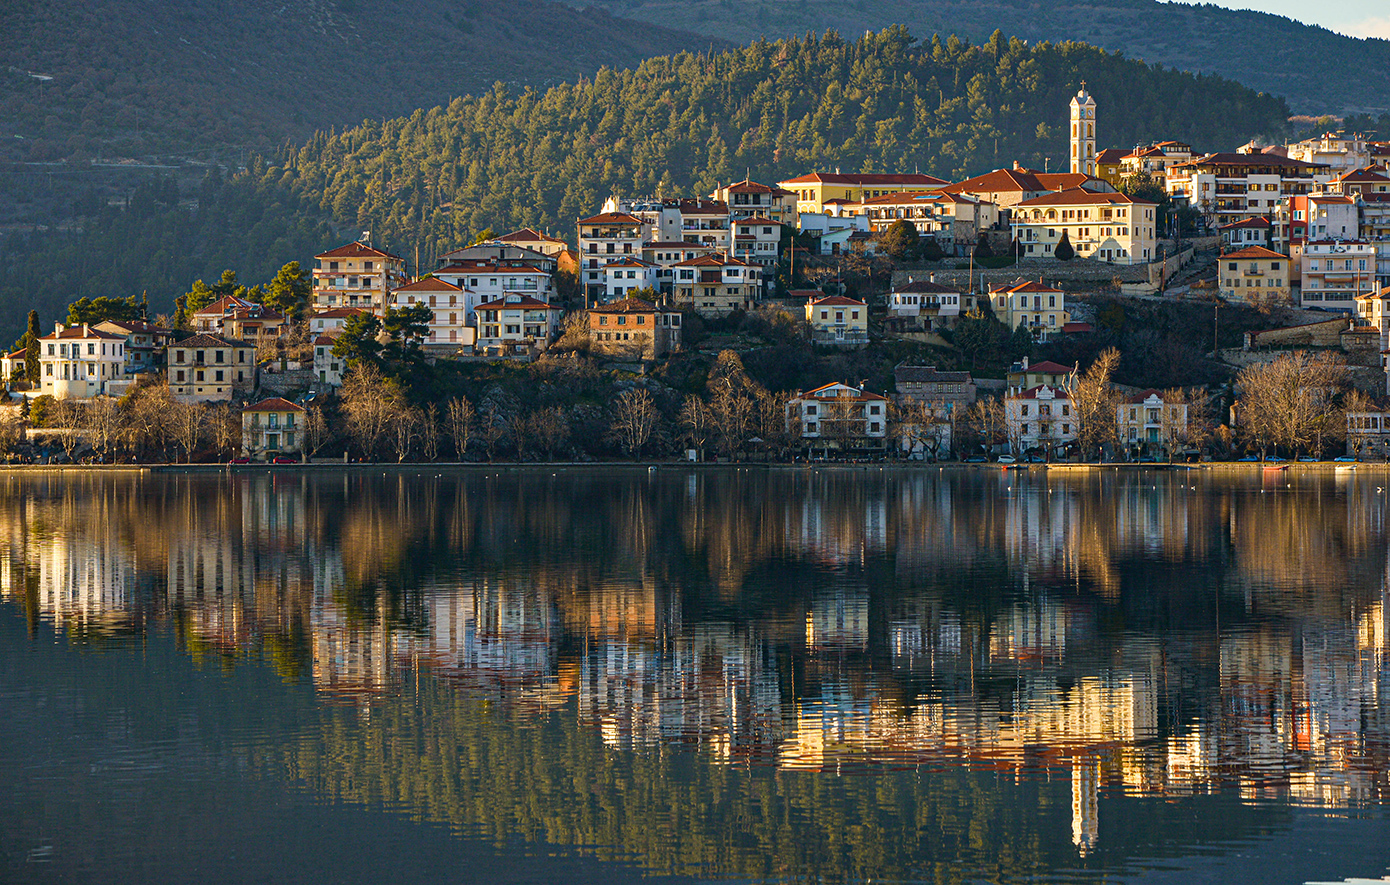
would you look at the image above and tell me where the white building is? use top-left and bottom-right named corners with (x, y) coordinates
top-left (1286, 132), bottom-right (1371, 175)
top-left (1165, 152), bottom-right (1332, 229)
top-left (578, 211), bottom-right (646, 298)
top-left (474, 294), bottom-right (562, 355)
top-left (711, 178), bottom-right (799, 225)
top-left (731, 216), bottom-right (782, 269)
top-left (1302, 240), bottom-right (1377, 311)
top-left (309, 307), bottom-right (373, 336)
top-left (1004, 385), bottom-right (1076, 456)
top-left (641, 241), bottom-right (717, 295)
top-left (786, 382), bottom-right (889, 452)
top-left (313, 333), bottom-right (345, 388)
top-left (37, 323), bottom-right (126, 399)
top-left (432, 259), bottom-right (555, 322)
top-left (856, 191), bottom-right (1000, 255)
top-left (887, 278), bottom-right (964, 331)
top-left (603, 258), bottom-right (661, 299)
top-left (390, 277), bottom-right (473, 349)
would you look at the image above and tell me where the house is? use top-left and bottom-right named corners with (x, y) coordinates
top-left (93, 319), bottom-right (175, 375)
top-left (941, 164), bottom-right (1115, 209)
top-left (390, 277), bottom-right (473, 349)
top-left (313, 333), bottom-right (345, 388)
top-left (37, 323), bottom-right (126, 399)
top-left (895, 365), bottom-right (976, 413)
top-left (495, 228), bottom-right (569, 256)
top-left (855, 191), bottom-right (1000, 255)
top-left (166, 334), bottom-right (255, 403)
top-left (1300, 241), bottom-right (1375, 310)
top-left (1116, 390), bottom-right (1189, 458)
top-left (641, 241), bottom-right (717, 295)
top-left (895, 365), bottom-right (975, 458)
top-left (587, 297), bottom-right (682, 358)
top-left (1219, 246), bottom-right (1292, 306)
top-left (671, 254), bottom-right (759, 316)
top-left (1218, 216), bottom-right (1273, 250)
top-left (1287, 132), bottom-right (1372, 174)
top-left (887, 279), bottom-right (965, 331)
top-left (670, 199), bottom-right (732, 251)
top-left (431, 259), bottom-right (556, 321)
top-left (786, 382), bottom-right (889, 453)
top-left (191, 295), bottom-right (258, 333)
top-left (814, 226), bottom-right (875, 256)
top-left (1117, 141), bottom-right (1196, 186)
top-left (602, 258), bottom-right (661, 299)
top-left (777, 172), bottom-right (947, 215)
top-left (1, 348), bottom-right (24, 385)
top-left (311, 242), bottom-right (409, 315)
top-left (309, 307), bottom-right (373, 336)
top-left (989, 281), bottom-right (1071, 340)
top-left (1346, 404), bottom-right (1390, 458)
top-left (1006, 358), bottom-right (1075, 394)
top-left (710, 178), bottom-right (799, 225)
top-left (1010, 188), bottom-right (1158, 263)
top-left (577, 212), bottom-right (647, 297)
top-left (436, 242), bottom-right (559, 275)
top-left (1004, 385), bottom-right (1076, 456)
top-left (220, 305), bottom-right (288, 345)
top-left (474, 294), bottom-right (563, 356)
top-left (241, 398), bottom-right (306, 461)
top-left (731, 216), bottom-right (783, 269)
top-left (805, 295), bottom-right (868, 347)
top-left (1165, 152), bottom-right (1332, 228)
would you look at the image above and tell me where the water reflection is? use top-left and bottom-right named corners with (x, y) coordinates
top-left (2, 468), bottom-right (1390, 881)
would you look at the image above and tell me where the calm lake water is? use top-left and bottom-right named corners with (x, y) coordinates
top-left (2, 466), bottom-right (1389, 884)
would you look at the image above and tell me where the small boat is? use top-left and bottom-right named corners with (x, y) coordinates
top-left (1262, 464), bottom-right (1288, 472)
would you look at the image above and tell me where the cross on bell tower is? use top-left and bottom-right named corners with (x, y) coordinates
top-left (1069, 83), bottom-right (1096, 176)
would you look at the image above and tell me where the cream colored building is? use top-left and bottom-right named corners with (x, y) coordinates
top-left (989, 281), bottom-right (1070, 340)
top-left (805, 295), bottom-right (869, 347)
top-left (1219, 246), bottom-right (1291, 305)
top-left (672, 254), bottom-right (759, 316)
top-left (711, 179), bottom-right (799, 225)
top-left (1116, 390), bottom-right (1189, 457)
top-left (777, 172), bottom-right (946, 215)
top-left (37, 323), bottom-right (126, 399)
top-left (1301, 240), bottom-right (1375, 310)
top-left (166, 334), bottom-right (255, 403)
top-left (241, 397), bottom-right (306, 460)
top-left (495, 228), bottom-right (569, 256)
top-left (390, 276), bottom-right (473, 348)
top-left (1011, 188), bottom-right (1158, 264)
top-left (311, 242), bottom-right (408, 316)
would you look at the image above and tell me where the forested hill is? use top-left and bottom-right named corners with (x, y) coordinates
top-left (0, 28), bottom-right (1289, 340)
top-left (586, 0), bottom-right (1390, 117)
top-left (0, 0), bottom-right (723, 163)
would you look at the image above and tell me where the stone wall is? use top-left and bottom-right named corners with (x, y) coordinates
top-left (257, 368), bottom-right (317, 397)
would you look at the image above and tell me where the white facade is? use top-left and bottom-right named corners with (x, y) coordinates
top-left (1069, 87), bottom-right (1097, 177)
top-left (732, 216), bottom-right (782, 268)
top-left (1005, 385), bottom-right (1076, 455)
top-left (37, 323), bottom-right (126, 399)
top-left (1116, 391), bottom-right (1189, 454)
top-left (1302, 241), bottom-right (1377, 311)
top-left (786, 382), bottom-right (889, 449)
top-left (578, 212), bottom-right (645, 298)
top-left (311, 242), bottom-right (408, 316)
top-left (888, 280), bottom-right (963, 331)
top-left (432, 260), bottom-right (555, 322)
top-left (672, 254), bottom-right (760, 317)
top-left (474, 295), bottom-right (562, 353)
top-left (313, 334), bottom-right (345, 388)
top-left (603, 258), bottom-right (661, 298)
top-left (390, 277), bottom-right (474, 348)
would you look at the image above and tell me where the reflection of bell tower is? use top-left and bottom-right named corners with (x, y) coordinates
top-left (1071, 754), bottom-right (1099, 856)
top-left (1070, 84), bottom-right (1096, 176)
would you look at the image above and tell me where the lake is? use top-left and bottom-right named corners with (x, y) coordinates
top-left (1, 466), bottom-right (1388, 884)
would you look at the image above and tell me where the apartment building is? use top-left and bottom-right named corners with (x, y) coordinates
top-left (856, 191), bottom-right (1000, 254)
top-left (311, 242), bottom-right (409, 315)
top-left (431, 259), bottom-right (555, 321)
top-left (390, 277), bottom-right (473, 348)
top-left (474, 294), bottom-right (562, 355)
top-left (166, 334), bottom-right (255, 403)
top-left (1004, 385), bottom-right (1076, 456)
top-left (1011, 189), bottom-right (1158, 263)
top-left (710, 178), bottom-right (799, 225)
top-left (671, 254), bottom-right (759, 316)
top-left (577, 212), bottom-right (645, 297)
top-left (1166, 152), bottom-right (1332, 228)
top-left (1301, 240), bottom-right (1377, 310)
top-left (1219, 246), bottom-right (1291, 306)
top-left (786, 382), bottom-right (889, 452)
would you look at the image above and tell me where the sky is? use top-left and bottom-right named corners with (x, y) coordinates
top-left (1169, 0), bottom-right (1390, 39)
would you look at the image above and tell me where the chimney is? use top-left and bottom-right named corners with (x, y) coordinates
top-left (54, 322), bottom-right (65, 334)
top-left (1022, 356), bottom-right (1029, 370)
top-left (929, 272), bottom-right (935, 283)
top-left (82, 324), bottom-right (89, 336)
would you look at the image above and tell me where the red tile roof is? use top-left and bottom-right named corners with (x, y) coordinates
top-left (590, 297), bottom-right (661, 314)
top-left (1218, 216), bottom-right (1272, 229)
top-left (40, 325), bottom-right (124, 341)
top-left (672, 254), bottom-right (754, 267)
top-left (1222, 246), bottom-right (1286, 260)
top-left (721, 178), bottom-right (776, 194)
top-left (394, 276), bottom-right (464, 292)
top-left (1015, 187), bottom-right (1150, 208)
top-left (244, 397), bottom-right (305, 413)
top-left (311, 307), bottom-right (372, 319)
top-left (475, 295), bottom-right (558, 311)
top-left (803, 382), bottom-right (888, 400)
top-left (808, 295), bottom-right (867, 307)
top-left (1014, 360), bottom-right (1074, 374)
top-left (498, 228), bottom-right (566, 244)
top-left (578, 212), bottom-right (644, 225)
top-left (780, 172), bottom-right (947, 187)
top-left (943, 168), bottom-right (1048, 195)
top-left (316, 241), bottom-right (404, 261)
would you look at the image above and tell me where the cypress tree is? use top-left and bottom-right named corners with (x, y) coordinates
top-left (23, 310), bottom-right (39, 384)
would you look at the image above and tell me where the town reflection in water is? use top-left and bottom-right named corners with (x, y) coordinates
top-left (2, 467), bottom-right (1389, 877)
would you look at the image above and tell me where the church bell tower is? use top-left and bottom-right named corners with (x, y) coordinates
top-left (1070, 85), bottom-right (1096, 176)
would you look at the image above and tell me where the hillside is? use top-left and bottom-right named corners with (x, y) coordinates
top-left (585, 0), bottom-right (1390, 117)
top-left (0, 0), bottom-right (724, 164)
top-left (0, 28), bottom-right (1291, 341)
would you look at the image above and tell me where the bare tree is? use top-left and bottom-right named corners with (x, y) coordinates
top-left (209, 404), bottom-right (242, 459)
top-left (171, 400), bottom-right (206, 462)
top-left (84, 396), bottom-right (125, 463)
top-left (609, 388), bottom-right (660, 457)
top-left (446, 396), bottom-right (476, 461)
top-left (678, 395), bottom-right (711, 460)
top-left (302, 405), bottom-right (331, 459)
top-left (822, 395), bottom-right (865, 456)
top-left (1236, 351), bottom-right (1346, 458)
top-left (420, 404), bottom-right (441, 462)
top-left (753, 389), bottom-right (793, 460)
top-left (0, 411), bottom-right (23, 461)
top-left (532, 406), bottom-right (570, 461)
top-left (1068, 348), bottom-right (1121, 462)
top-left (508, 410), bottom-right (533, 462)
top-left (896, 398), bottom-right (946, 460)
top-left (960, 397), bottom-right (1005, 457)
top-left (53, 398), bottom-right (84, 461)
top-left (710, 384), bottom-right (755, 458)
top-left (341, 364), bottom-right (400, 460)
top-left (1342, 388), bottom-right (1376, 460)
top-left (477, 404), bottom-right (506, 462)
top-left (392, 406), bottom-right (420, 462)
top-left (553, 312), bottom-right (591, 353)
top-left (124, 385), bottom-right (175, 461)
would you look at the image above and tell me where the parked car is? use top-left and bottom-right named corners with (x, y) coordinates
top-left (1335, 456), bottom-right (1357, 463)
top-left (228, 456), bottom-right (251, 465)
top-left (996, 455), bottom-right (1017, 464)
top-left (271, 456), bottom-right (298, 464)
top-left (963, 455), bottom-right (988, 463)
